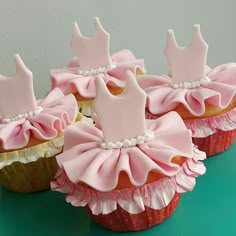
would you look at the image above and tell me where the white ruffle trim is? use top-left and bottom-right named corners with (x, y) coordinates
top-left (51, 146), bottom-right (206, 215)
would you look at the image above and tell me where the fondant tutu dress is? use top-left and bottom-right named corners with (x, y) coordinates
top-left (50, 17), bottom-right (145, 117)
top-left (0, 55), bottom-right (78, 192)
top-left (137, 25), bottom-right (236, 157)
top-left (51, 71), bottom-right (206, 232)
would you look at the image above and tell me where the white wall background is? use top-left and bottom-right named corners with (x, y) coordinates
top-left (0, 0), bottom-right (235, 98)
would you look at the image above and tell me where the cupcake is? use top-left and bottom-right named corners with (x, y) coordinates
top-left (50, 17), bottom-right (145, 117)
top-left (51, 71), bottom-right (206, 232)
top-left (137, 25), bottom-right (236, 157)
top-left (0, 54), bottom-right (78, 192)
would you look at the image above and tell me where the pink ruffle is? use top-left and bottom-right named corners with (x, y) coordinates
top-left (51, 146), bottom-right (205, 215)
top-left (50, 49), bottom-right (145, 97)
top-left (54, 112), bottom-right (206, 192)
top-left (137, 63), bottom-right (236, 116)
top-left (0, 88), bottom-right (78, 150)
top-left (184, 107), bottom-right (236, 137)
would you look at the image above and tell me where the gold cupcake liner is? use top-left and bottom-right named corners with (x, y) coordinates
top-left (77, 99), bottom-right (94, 117)
top-left (0, 136), bottom-right (64, 193)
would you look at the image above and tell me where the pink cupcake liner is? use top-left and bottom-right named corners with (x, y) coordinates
top-left (192, 129), bottom-right (236, 157)
top-left (86, 192), bottom-right (181, 232)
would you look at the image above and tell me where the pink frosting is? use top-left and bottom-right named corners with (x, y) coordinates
top-left (137, 63), bottom-right (236, 116)
top-left (50, 49), bottom-right (145, 98)
top-left (0, 88), bottom-right (78, 150)
top-left (53, 112), bottom-right (206, 192)
top-left (51, 133), bottom-right (206, 215)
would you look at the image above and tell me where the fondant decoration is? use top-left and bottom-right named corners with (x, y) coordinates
top-left (0, 55), bottom-right (78, 150)
top-left (50, 17), bottom-right (145, 98)
top-left (137, 26), bottom-right (236, 117)
top-left (0, 55), bottom-right (39, 120)
top-left (165, 25), bottom-right (210, 88)
top-left (52, 71), bottom-right (206, 200)
top-left (71, 17), bottom-right (112, 70)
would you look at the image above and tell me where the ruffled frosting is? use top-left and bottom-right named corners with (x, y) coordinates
top-left (50, 49), bottom-right (145, 97)
top-left (137, 63), bottom-right (236, 116)
top-left (0, 88), bottom-right (78, 150)
top-left (53, 112), bottom-right (206, 193)
top-left (51, 146), bottom-right (205, 215)
top-left (147, 107), bottom-right (236, 138)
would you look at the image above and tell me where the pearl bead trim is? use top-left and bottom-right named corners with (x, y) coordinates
top-left (99, 130), bottom-right (154, 149)
top-left (78, 63), bottom-right (117, 76)
top-left (169, 76), bottom-right (211, 89)
top-left (1, 106), bottom-right (43, 123)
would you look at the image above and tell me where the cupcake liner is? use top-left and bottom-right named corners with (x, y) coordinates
top-left (0, 155), bottom-right (59, 192)
top-left (192, 129), bottom-right (236, 157)
top-left (77, 99), bottom-right (94, 117)
top-left (86, 192), bottom-right (181, 232)
top-left (184, 107), bottom-right (236, 138)
top-left (0, 136), bottom-right (63, 192)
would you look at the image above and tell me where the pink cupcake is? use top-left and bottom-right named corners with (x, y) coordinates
top-left (137, 25), bottom-right (236, 157)
top-left (50, 17), bottom-right (145, 117)
top-left (0, 55), bottom-right (78, 192)
top-left (51, 71), bottom-right (206, 232)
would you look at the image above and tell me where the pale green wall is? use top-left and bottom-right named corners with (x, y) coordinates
top-left (0, 0), bottom-right (235, 98)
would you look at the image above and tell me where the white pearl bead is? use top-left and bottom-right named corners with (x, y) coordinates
top-left (200, 78), bottom-right (205, 83)
top-left (100, 143), bottom-right (106, 149)
top-left (137, 136), bottom-right (145, 144)
top-left (1, 106), bottom-right (42, 124)
top-left (107, 65), bottom-right (112, 71)
top-left (191, 82), bottom-right (196, 88)
top-left (107, 142), bottom-right (115, 149)
top-left (115, 141), bottom-right (123, 148)
top-left (123, 139), bottom-right (131, 147)
top-left (77, 64), bottom-right (116, 76)
top-left (28, 111), bottom-right (34, 117)
top-left (173, 84), bottom-right (178, 89)
top-left (183, 82), bottom-right (188, 88)
top-left (137, 139), bottom-right (144, 145)
top-left (144, 133), bottom-right (152, 140)
top-left (130, 138), bottom-right (137, 146)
